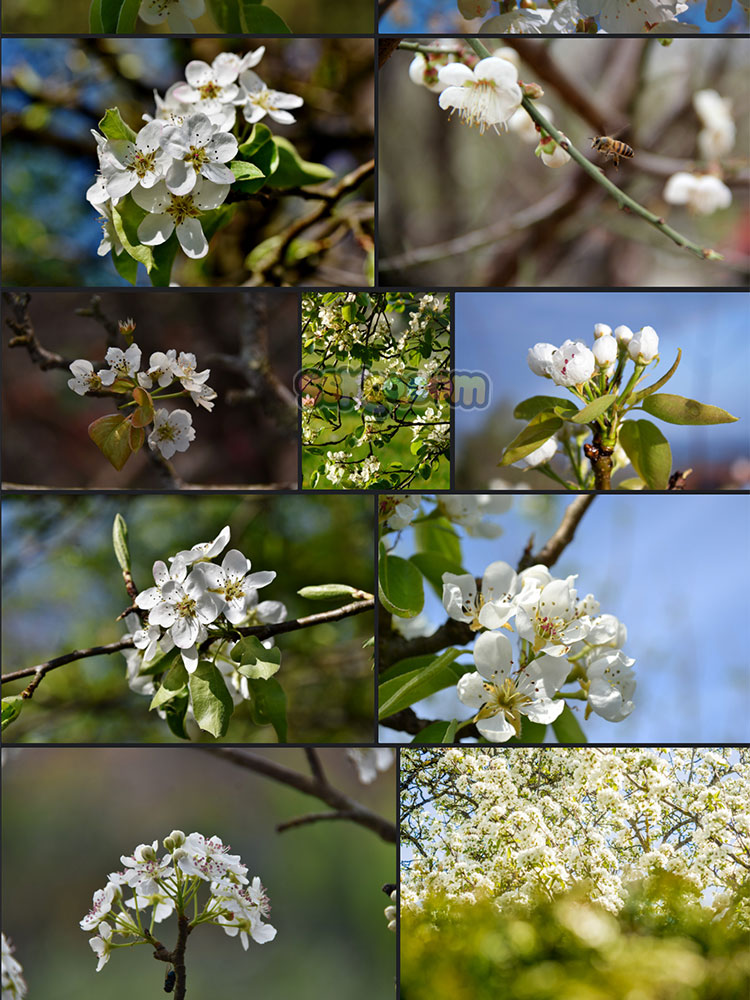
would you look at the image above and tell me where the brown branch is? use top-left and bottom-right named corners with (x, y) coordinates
top-left (518, 495), bottom-right (596, 571)
top-left (1, 639), bottom-right (135, 694)
top-left (379, 38), bottom-right (403, 68)
top-left (224, 597), bottom-right (374, 644)
top-left (276, 811), bottom-right (360, 833)
top-left (196, 747), bottom-right (397, 844)
top-left (3, 292), bottom-right (72, 370)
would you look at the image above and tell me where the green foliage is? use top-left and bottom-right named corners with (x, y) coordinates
top-left (619, 419), bottom-right (672, 490)
top-left (88, 413), bottom-right (133, 470)
top-left (378, 648), bottom-right (465, 720)
top-left (640, 393), bottom-right (738, 425)
top-left (402, 884), bottom-right (750, 1000)
top-left (112, 513), bottom-right (131, 574)
top-left (189, 661), bottom-right (235, 738)
top-left (499, 412), bottom-right (563, 466)
top-left (378, 550), bottom-right (425, 619)
top-left (231, 635), bottom-right (282, 680)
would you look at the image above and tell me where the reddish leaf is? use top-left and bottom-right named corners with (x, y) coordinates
top-left (131, 387), bottom-right (154, 428)
top-left (129, 421), bottom-right (145, 452)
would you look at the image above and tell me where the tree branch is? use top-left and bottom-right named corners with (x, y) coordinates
top-left (3, 292), bottom-right (72, 370)
top-left (518, 495), bottom-right (596, 570)
top-left (195, 747), bottom-right (397, 844)
top-left (1, 640), bottom-right (135, 695)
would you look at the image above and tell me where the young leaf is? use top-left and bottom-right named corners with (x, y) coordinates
top-left (378, 553), bottom-right (424, 618)
top-left (378, 648), bottom-right (464, 719)
top-left (409, 552), bottom-right (465, 598)
top-left (630, 349), bottom-right (681, 404)
top-left (112, 197), bottom-right (155, 271)
top-left (116, 0), bottom-right (141, 30)
top-left (88, 413), bottom-right (133, 470)
top-left (267, 137), bottom-right (335, 189)
top-left (639, 393), bottom-right (738, 425)
top-left (238, 123), bottom-right (274, 158)
top-left (98, 107), bottom-right (137, 144)
top-left (137, 645), bottom-right (180, 677)
top-left (89, 0), bottom-right (105, 32)
top-left (413, 516), bottom-right (462, 564)
top-left (411, 720), bottom-right (458, 744)
top-left (164, 693), bottom-right (190, 740)
top-left (246, 678), bottom-right (287, 742)
top-left (189, 661), bottom-right (234, 738)
top-left (112, 513), bottom-right (131, 573)
top-left (206, 0), bottom-right (242, 30)
top-left (513, 395), bottom-right (578, 421)
top-left (499, 412), bottom-right (563, 467)
top-left (1, 697), bottom-right (23, 731)
top-left (297, 584), bottom-right (362, 600)
top-left (131, 387), bottom-right (154, 428)
top-left (619, 419), bottom-right (672, 490)
top-left (240, 1), bottom-right (291, 31)
top-left (149, 660), bottom-right (189, 711)
top-left (112, 248), bottom-right (139, 285)
top-left (569, 392), bottom-right (617, 424)
top-left (129, 422), bottom-right (145, 452)
top-left (149, 232), bottom-right (181, 288)
top-left (552, 705), bottom-right (587, 744)
top-left (229, 160), bottom-right (266, 183)
top-left (99, 0), bottom-right (126, 30)
top-left (230, 636), bottom-right (281, 680)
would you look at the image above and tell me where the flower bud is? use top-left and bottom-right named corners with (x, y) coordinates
top-left (628, 326), bottom-right (659, 364)
top-left (164, 830), bottom-right (186, 851)
top-left (516, 435), bottom-right (557, 468)
top-left (527, 342), bottom-right (557, 377)
top-left (522, 82), bottom-right (545, 100)
top-left (592, 335), bottom-right (617, 367)
top-left (614, 325), bottom-right (633, 345)
top-left (593, 323), bottom-right (612, 339)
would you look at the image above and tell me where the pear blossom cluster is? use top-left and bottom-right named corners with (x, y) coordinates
top-left (663, 89), bottom-right (734, 215)
top-left (87, 48), bottom-right (303, 261)
top-left (401, 748), bottom-right (750, 924)
top-left (68, 334), bottom-right (217, 461)
top-left (80, 830), bottom-right (276, 973)
top-left (528, 323), bottom-right (659, 386)
top-left (1, 934), bottom-right (27, 1000)
top-left (451, 0), bottom-right (694, 33)
top-left (442, 561), bottom-right (635, 740)
top-left (379, 493), bottom-right (511, 539)
top-left (123, 525), bottom-right (285, 701)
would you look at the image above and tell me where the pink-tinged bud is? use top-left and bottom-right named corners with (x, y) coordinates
top-left (522, 82), bottom-right (545, 100)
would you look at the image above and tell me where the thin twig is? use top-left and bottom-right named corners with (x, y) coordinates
top-left (276, 811), bottom-right (359, 833)
top-left (3, 292), bottom-right (72, 370)
top-left (2, 640), bottom-right (135, 694)
top-left (518, 495), bottom-right (596, 570)
top-left (195, 748), bottom-right (397, 844)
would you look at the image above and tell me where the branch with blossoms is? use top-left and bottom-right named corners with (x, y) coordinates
top-left (375, 493), bottom-right (637, 745)
top-left (1, 517), bottom-right (374, 741)
top-left (87, 47), bottom-right (370, 287)
top-left (89, 0), bottom-right (291, 33)
top-left (301, 292), bottom-right (451, 490)
top-left (397, 37), bottom-right (733, 268)
top-left (499, 323), bottom-right (737, 490)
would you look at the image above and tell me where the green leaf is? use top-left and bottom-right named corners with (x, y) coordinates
top-left (189, 661), bottom-right (234, 738)
top-left (116, 0), bottom-right (141, 30)
top-left (230, 636), bottom-right (281, 680)
top-left (413, 516), bottom-right (462, 564)
top-left (149, 660), bottom-right (188, 711)
top-left (112, 513), bottom-right (130, 573)
top-left (1, 697), bottom-right (23, 731)
top-left (149, 232), bottom-right (180, 288)
top-left (631, 349), bottom-right (681, 404)
top-left (552, 705), bottom-right (587, 744)
top-left (246, 678), bottom-right (287, 742)
top-left (100, 0), bottom-right (126, 30)
top-left (229, 160), bottom-right (266, 183)
top-left (200, 204), bottom-right (236, 243)
top-left (513, 395), bottom-right (578, 421)
top-left (112, 249), bottom-right (138, 285)
top-left (616, 476), bottom-right (645, 491)
top-left (88, 413), bottom-right (132, 470)
top-left (268, 137), bottom-right (335, 190)
top-left (98, 107), bottom-right (137, 143)
top-left (639, 393), bottom-right (738, 426)
top-left (111, 196), bottom-right (154, 271)
top-left (238, 123), bottom-right (274, 158)
top-left (164, 693), bottom-right (189, 740)
top-left (569, 392), bottom-right (617, 424)
top-left (297, 584), bottom-right (362, 601)
top-left (89, 0), bottom-right (105, 32)
top-left (240, 1), bottom-right (291, 31)
top-left (499, 412), bottom-right (563, 467)
top-left (138, 645), bottom-right (180, 677)
top-left (411, 720), bottom-right (458, 744)
top-left (378, 648), bottom-right (464, 719)
top-left (131, 387), bottom-right (154, 428)
top-left (378, 552), bottom-right (424, 619)
top-left (409, 552), bottom-right (464, 599)
top-left (619, 419), bottom-right (672, 490)
top-left (206, 0), bottom-right (242, 29)
top-left (519, 719), bottom-right (547, 743)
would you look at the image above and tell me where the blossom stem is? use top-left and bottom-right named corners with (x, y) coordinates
top-left (462, 37), bottom-right (723, 262)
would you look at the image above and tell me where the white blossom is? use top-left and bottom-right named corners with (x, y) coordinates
top-left (132, 177), bottom-right (230, 259)
top-left (148, 408), bottom-right (195, 459)
top-left (663, 172), bottom-right (732, 215)
top-left (1, 934), bottom-right (27, 1000)
top-left (627, 326), bottom-right (659, 364)
top-left (163, 113), bottom-right (237, 195)
top-left (139, 0), bottom-right (205, 31)
top-left (438, 57), bottom-right (522, 135)
top-left (550, 340), bottom-right (595, 388)
top-left (68, 359), bottom-right (116, 395)
top-left (237, 71), bottom-right (304, 126)
top-left (99, 121), bottom-right (171, 200)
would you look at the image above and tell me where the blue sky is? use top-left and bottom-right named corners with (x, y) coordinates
top-left (381, 492), bottom-right (750, 744)
top-left (455, 291), bottom-right (750, 478)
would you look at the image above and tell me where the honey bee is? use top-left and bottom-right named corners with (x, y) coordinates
top-left (591, 134), bottom-right (634, 169)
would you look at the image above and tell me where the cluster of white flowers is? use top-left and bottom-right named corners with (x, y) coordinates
top-left (663, 88), bottom-right (734, 215)
top-left (122, 526), bottom-right (285, 705)
top-left (401, 748), bottom-right (750, 923)
top-left (80, 830), bottom-right (275, 972)
top-left (442, 561), bottom-right (635, 740)
top-left (384, 887), bottom-right (397, 933)
top-left (1, 934), bottom-right (27, 1000)
top-left (528, 323), bottom-right (659, 389)
top-left (346, 748), bottom-right (396, 784)
top-left (87, 49), bottom-right (303, 260)
top-left (453, 0), bottom-right (691, 33)
top-left (379, 494), bottom-right (511, 538)
top-left (68, 338), bottom-right (216, 461)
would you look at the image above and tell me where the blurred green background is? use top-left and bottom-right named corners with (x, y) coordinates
top-left (2, 493), bottom-right (376, 743)
top-left (2, 0), bottom-right (374, 33)
top-left (2, 746), bottom-right (395, 999)
top-left (2, 38), bottom-right (374, 286)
